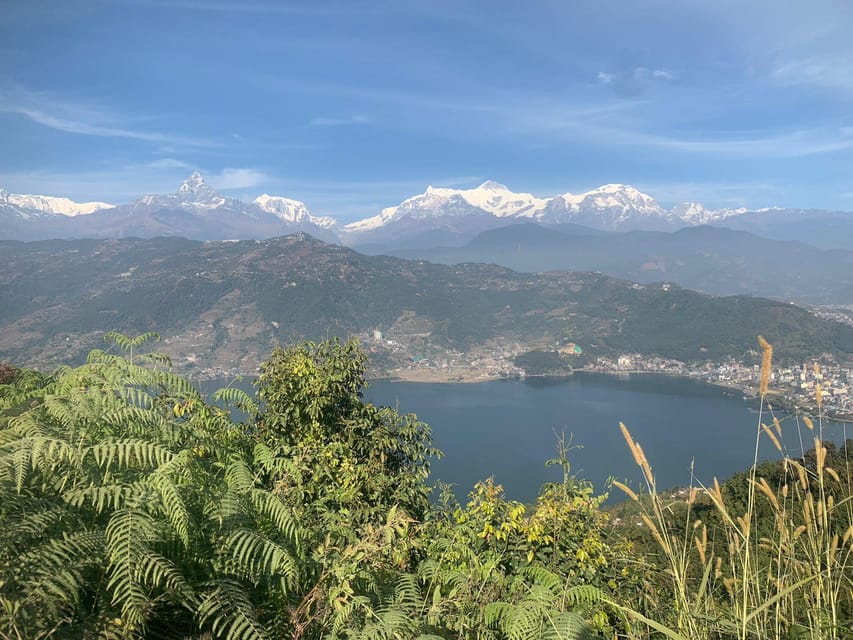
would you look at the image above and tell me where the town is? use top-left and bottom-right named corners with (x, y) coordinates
top-left (358, 329), bottom-right (853, 421)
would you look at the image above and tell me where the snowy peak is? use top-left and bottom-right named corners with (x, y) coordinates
top-left (670, 202), bottom-right (717, 224)
top-left (461, 182), bottom-right (546, 217)
top-left (345, 181), bottom-right (547, 233)
top-left (178, 171), bottom-right (206, 194)
top-left (175, 172), bottom-right (225, 207)
top-left (253, 194), bottom-right (337, 230)
top-left (2, 192), bottom-right (114, 216)
top-left (578, 184), bottom-right (664, 215)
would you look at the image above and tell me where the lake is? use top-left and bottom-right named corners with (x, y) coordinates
top-left (201, 372), bottom-right (849, 504)
top-left (363, 373), bottom-right (850, 503)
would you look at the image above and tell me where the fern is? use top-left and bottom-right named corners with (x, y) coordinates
top-left (197, 580), bottom-right (270, 640)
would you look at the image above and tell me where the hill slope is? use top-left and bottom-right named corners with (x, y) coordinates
top-left (394, 223), bottom-right (853, 305)
top-left (1, 235), bottom-right (850, 373)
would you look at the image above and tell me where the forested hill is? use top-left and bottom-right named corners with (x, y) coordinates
top-left (1, 234), bottom-right (851, 372)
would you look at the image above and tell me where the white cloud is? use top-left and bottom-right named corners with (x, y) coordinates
top-left (0, 86), bottom-right (216, 147)
top-left (630, 179), bottom-right (783, 209)
top-left (652, 69), bottom-right (674, 80)
top-left (770, 55), bottom-right (853, 93)
top-left (143, 158), bottom-right (193, 169)
top-left (596, 71), bottom-right (615, 85)
top-left (0, 163), bottom-right (269, 202)
top-left (308, 114), bottom-right (371, 127)
top-left (210, 168), bottom-right (269, 189)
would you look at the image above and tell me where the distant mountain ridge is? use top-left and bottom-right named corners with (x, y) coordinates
top-left (342, 181), bottom-right (754, 243)
top-left (0, 190), bottom-right (114, 217)
top-left (2, 174), bottom-right (851, 249)
top-left (393, 222), bottom-right (853, 305)
top-left (1, 234), bottom-right (851, 373)
top-left (0, 173), bottom-right (338, 243)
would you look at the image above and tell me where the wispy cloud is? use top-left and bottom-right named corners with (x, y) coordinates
top-left (630, 179), bottom-right (785, 209)
top-left (210, 168), bottom-right (269, 189)
top-left (513, 103), bottom-right (853, 158)
top-left (141, 158), bottom-right (194, 170)
top-left (0, 161), bottom-right (270, 202)
top-left (308, 114), bottom-right (371, 127)
top-left (106, 0), bottom-right (338, 14)
top-left (595, 67), bottom-right (676, 96)
top-left (769, 55), bottom-right (853, 94)
top-left (603, 126), bottom-right (853, 157)
top-left (0, 87), bottom-right (216, 147)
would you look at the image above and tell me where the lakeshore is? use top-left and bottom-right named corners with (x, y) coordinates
top-left (379, 365), bottom-right (852, 422)
top-left (364, 374), bottom-right (852, 504)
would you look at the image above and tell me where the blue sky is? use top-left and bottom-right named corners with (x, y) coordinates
top-left (2, 0), bottom-right (852, 221)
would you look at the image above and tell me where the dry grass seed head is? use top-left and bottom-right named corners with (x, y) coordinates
top-left (761, 423), bottom-right (782, 452)
top-left (757, 335), bottom-right (773, 396)
top-left (814, 438), bottom-right (826, 473)
top-left (612, 480), bottom-right (639, 502)
top-left (752, 477), bottom-right (780, 511)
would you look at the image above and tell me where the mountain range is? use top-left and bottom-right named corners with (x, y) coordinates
top-left (393, 223), bottom-right (853, 305)
top-left (3, 173), bottom-right (851, 250)
top-left (1, 235), bottom-right (850, 374)
top-left (0, 173), bottom-right (337, 243)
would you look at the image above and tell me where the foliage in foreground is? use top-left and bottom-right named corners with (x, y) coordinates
top-left (1, 334), bottom-right (851, 639)
top-left (610, 338), bottom-right (853, 640)
top-left (0, 336), bottom-right (622, 640)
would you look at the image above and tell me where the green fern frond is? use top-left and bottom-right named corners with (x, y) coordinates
top-left (221, 529), bottom-right (299, 589)
top-left (542, 611), bottom-right (596, 640)
top-left (250, 489), bottom-right (300, 543)
top-left (212, 387), bottom-right (259, 415)
top-left (104, 508), bottom-right (159, 633)
top-left (89, 438), bottom-right (175, 470)
top-left (197, 580), bottom-right (270, 640)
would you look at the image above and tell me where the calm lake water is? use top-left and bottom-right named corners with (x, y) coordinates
top-left (363, 373), bottom-right (849, 503)
top-left (202, 373), bottom-right (849, 504)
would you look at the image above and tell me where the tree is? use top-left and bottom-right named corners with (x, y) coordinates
top-left (1, 336), bottom-right (616, 639)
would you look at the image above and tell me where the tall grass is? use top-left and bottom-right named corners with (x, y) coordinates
top-left (610, 336), bottom-right (853, 639)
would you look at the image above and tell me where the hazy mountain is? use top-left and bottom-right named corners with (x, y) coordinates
top-left (710, 208), bottom-right (853, 250)
top-left (1, 235), bottom-right (850, 373)
top-left (0, 173), bottom-right (339, 243)
top-left (342, 182), bottom-right (680, 247)
top-left (3, 176), bottom-right (852, 251)
top-left (1, 190), bottom-right (114, 216)
top-left (394, 222), bottom-right (853, 304)
top-left (253, 193), bottom-right (338, 230)
top-left (342, 181), bottom-right (853, 249)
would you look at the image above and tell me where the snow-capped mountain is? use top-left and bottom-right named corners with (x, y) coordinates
top-left (4, 193), bottom-right (114, 216)
top-left (0, 188), bottom-right (114, 218)
top-left (344, 182), bottom-right (696, 244)
top-left (341, 181), bottom-right (543, 247)
top-left (341, 181), bottom-right (851, 249)
top-left (131, 172), bottom-right (237, 213)
top-left (346, 181), bottom-right (546, 234)
top-left (669, 202), bottom-right (717, 224)
top-left (0, 173), bottom-right (339, 243)
top-left (3, 175), bottom-right (850, 250)
top-left (536, 184), bottom-right (671, 229)
top-left (253, 194), bottom-right (337, 230)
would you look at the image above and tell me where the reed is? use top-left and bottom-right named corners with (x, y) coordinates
top-left (610, 336), bottom-right (853, 640)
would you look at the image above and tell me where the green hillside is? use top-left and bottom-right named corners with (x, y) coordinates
top-left (1, 234), bottom-right (851, 372)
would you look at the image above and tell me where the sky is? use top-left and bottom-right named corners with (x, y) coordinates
top-left (2, 0), bottom-right (853, 221)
